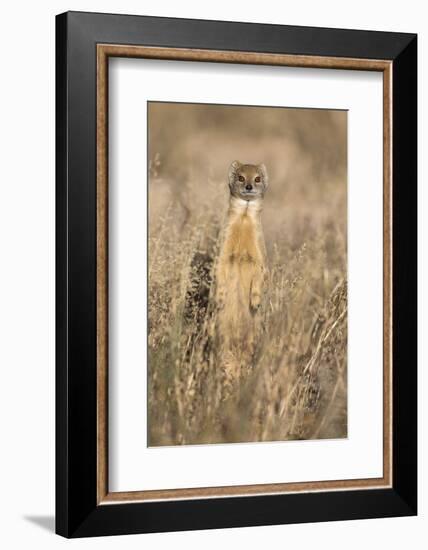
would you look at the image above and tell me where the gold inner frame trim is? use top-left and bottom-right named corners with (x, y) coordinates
top-left (96, 43), bottom-right (393, 505)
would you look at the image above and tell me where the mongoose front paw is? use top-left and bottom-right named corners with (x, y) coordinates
top-left (216, 291), bottom-right (226, 311)
top-left (250, 294), bottom-right (261, 315)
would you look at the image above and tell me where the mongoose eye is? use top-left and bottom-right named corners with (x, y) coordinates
top-left (255, 176), bottom-right (261, 183)
top-left (238, 175), bottom-right (245, 182)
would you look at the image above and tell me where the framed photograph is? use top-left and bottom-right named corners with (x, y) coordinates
top-left (56, 11), bottom-right (417, 538)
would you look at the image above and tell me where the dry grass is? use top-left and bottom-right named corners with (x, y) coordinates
top-left (147, 102), bottom-right (347, 446)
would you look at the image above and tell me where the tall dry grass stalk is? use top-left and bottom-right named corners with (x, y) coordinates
top-left (147, 102), bottom-right (347, 446)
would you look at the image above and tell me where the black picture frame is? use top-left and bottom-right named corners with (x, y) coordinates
top-left (56, 11), bottom-right (417, 538)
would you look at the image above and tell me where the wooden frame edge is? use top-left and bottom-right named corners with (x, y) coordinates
top-left (96, 43), bottom-right (393, 504)
top-left (98, 44), bottom-right (391, 71)
top-left (97, 45), bottom-right (109, 503)
top-left (383, 62), bottom-right (393, 489)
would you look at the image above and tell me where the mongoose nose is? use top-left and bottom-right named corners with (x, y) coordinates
top-left (245, 184), bottom-right (253, 191)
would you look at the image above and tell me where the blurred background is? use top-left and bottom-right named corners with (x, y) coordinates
top-left (148, 101), bottom-right (347, 257)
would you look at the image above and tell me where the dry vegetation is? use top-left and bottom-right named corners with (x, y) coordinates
top-left (148, 102), bottom-right (347, 446)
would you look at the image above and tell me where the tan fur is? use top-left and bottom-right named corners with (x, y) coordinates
top-left (216, 162), bottom-right (269, 381)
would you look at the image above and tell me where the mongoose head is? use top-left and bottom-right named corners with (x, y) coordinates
top-left (228, 161), bottom-right (268, 202)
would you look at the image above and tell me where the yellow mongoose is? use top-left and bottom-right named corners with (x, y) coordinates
top-left (216, 161), bottom-right (269, 362)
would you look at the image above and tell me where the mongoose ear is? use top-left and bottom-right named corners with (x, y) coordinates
top-left (229, 160), bottom-right (241, 185)
top-left (258, 163), bottom-right (269, 187)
